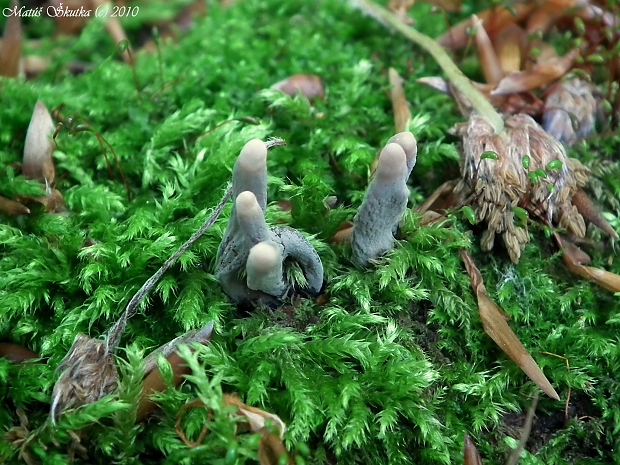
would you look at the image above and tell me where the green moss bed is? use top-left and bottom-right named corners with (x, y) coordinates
top-left (2, 1), bottom-right (620, 463)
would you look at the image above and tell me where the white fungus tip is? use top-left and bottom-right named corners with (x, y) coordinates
top-left (235, 190), bottom-right (260, 213)
top-left (376, 143), bottom-right (407, 179)
top-left (238, 139), bottom-right (267, 173)
top-left (247, 242), bottom-right (280, 273)
top-left (388, 131), bottom-right (417, 162)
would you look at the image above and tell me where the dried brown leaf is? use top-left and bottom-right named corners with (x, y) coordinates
top-left (0, 196), bottom-right (30, 216)
top-left (137, 323), bottom-right (214, 421)
top-left (558, 234), bottom-right (620, 292)
top-left (0, 0), bottom-right (22, 77)
top-left (494, 24), bottom-right (527, 76)
top-left (473, 15), bottom-right (504, 85)
top-left (258, 430), bottom-right (295, 465)
top-left (571, 188), bottom-right (618, 239)
top-left (23, 101), bottom-right (56, 184)
top-left (50, 0), bottom-right (93, 36)
top-left (437, 5), bottom-right (534, 50)
top-left (460, 249), bottom-right (560, 401)
top-left (525, 5), bottom-right (563, 34)
top-left (224, 393), bottom-right (287, 437)
top-left (271, 74), bottom-right (325, 100)
top-left (464, 434), bottom-right (484, 465)
top-left (175, 393), bottom-right (291, 464)
top-left (491, 49), bottom-right (579, 96)
top-left (0, 343), bottom-right (40, 363)
top-left (388, 67), bottom-right (411, 133)
top-left (389, 0), bottom-right (415, 25)
top-left (331, 222), bottom-right (354, 245)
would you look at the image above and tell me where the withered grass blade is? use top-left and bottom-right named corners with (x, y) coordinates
top-left (464, 434), bottom-right (484, 465)
top-left (473, 15), bottom-right (504, 85)
top-left (460, 249), bottom-right (560, 401)
top-left (491, 49), bottom-right (579, 96)
top-left (388, 67), bottom-right (411, 133)
top-left (0, 0), bottom-right (22, 78)
top-left (506, 392), bottom-right (539, 465)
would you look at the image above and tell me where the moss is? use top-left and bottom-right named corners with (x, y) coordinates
top-left (1, 0), bottom-right (620, 464)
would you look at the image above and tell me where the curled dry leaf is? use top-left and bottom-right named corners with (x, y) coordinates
top-left (555, 233), bottom-right (620, 293)
top-left (270, 74), bottom-right (325, 100)
top-left (175, 394), bottom-right (292, 465)
top-left (370, 68), bottom-right (411, 175)
top-left (473, 15), bottom-right (503, 86)
top-left (0, 196), bottom-right (30, 216)
top-left (437, 4), bottom-right (535, 50)
top-left (494, 24), bottom-right (527, 76)
top-left (0, 343), bottom-right (40, 363)
top-left (331, 221), bottom-right (354, 245)
top-left (491, 49), bottom-right (579, 96)
top-left (460, 249), bottom-right (560, 400)
top-left (0, 0), bottom-right (22, 78)
top-left (136, 322), bottom-right (214, 421)
top-left (23, 101), bottom-right (56, 184)
top-left (464, 434), bottom-right (484, 465)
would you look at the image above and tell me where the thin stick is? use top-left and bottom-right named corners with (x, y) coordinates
top-left (105, 186), bottom-right (232, 352)
top-left (349, 0), bottom-right (505, 134)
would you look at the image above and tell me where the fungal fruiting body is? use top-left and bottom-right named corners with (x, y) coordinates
top-left (215, 140), bottom-right (324, 305)
top-left (351, 132), bottom-right (417, 266)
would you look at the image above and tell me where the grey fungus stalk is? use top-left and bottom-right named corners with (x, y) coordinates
top-left (215, 140), bottom-right (324, 306)
top-left (351, 134), bottom-right (417, 266)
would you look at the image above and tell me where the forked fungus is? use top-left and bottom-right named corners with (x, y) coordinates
top-left (216, 140), bottom-right (324, 305)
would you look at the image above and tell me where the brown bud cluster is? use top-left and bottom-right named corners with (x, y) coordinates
top-left (454, 113), bottom-right (589, 263)
top-left (50, 335), bottom-right (118, 424)
top-left (543, 78), bottom-right (599, 146)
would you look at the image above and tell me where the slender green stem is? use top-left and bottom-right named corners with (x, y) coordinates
top-left (350, 0), bottom-right (505, 134)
